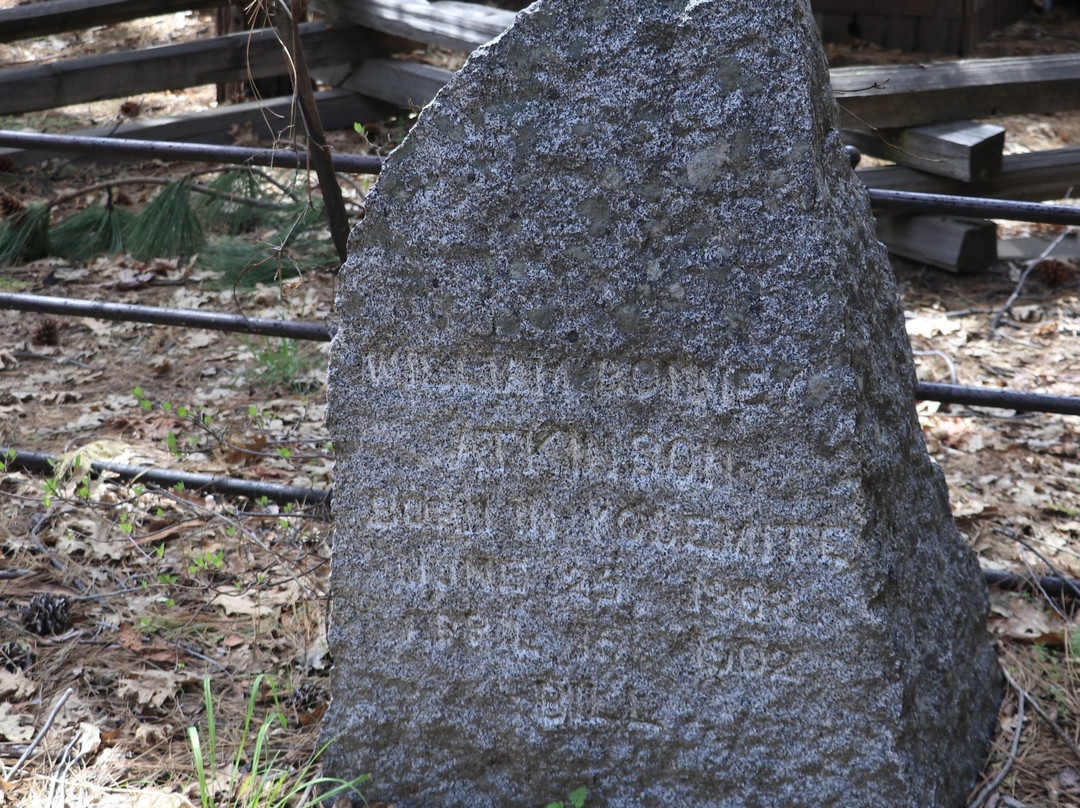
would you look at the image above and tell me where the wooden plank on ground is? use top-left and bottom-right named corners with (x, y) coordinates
top-left (0, 89), bottom-right (389, 167)
top-left (329, 38), bottom-right (1079, 143)
top-left (0, 21), bottom-right (371, 116)
top-left (858, 146), bottom-right (1080, 202)
top-left (0, 0), bottom-right (228, 44)
top-left (844, 120), bottom-right (1005, 182)
top-left (876, 215), bottom-right (998, 273)
top-left (314, 0), bottom-right (516, 51)
top-left (342, 58), bottom-right (453, 109)
top-left (997, 235), bottom-right (1080, 262)
top-left (831, 53), bottom-right (1080, 129)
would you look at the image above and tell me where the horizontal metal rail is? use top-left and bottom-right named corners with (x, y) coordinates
top-left (3, 292), bottom-right (1080, 416)
top-left (2, 447), bottom-right (329, 506)
top-left (868, 188), bottom-right (1080, 226)
top-left (0, 129), bottom-right (383, 175)
top-left (917, 382), bottom-right (1080, 416)
top-left (2, 129), bottom-right (1080, 224)
top-left (0, 292), bottom-right (333, 341)
top-left (3, 444), bottom-right (1075, 589)
top-left (983, 568), bottom-right (1080, 600)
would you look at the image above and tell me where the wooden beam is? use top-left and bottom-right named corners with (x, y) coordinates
top-left (831, 53), bottom-right (1080, 129)
top-left (314, 0), bottom-right (516, 52)
top-left (876, 215), bottom-right (998, 273)
top-left (0, 0), bottom-right (228, 44)
top-left (0, 90), bottom-right (389, 166)
top-left (0, 21), bottom-right (370, 116)
top-left (844, 120), bottom-right (1005, 182)
top-left (997, 235), bottom-right (1080, 263)
top-left (319, 5), bottom-right (1080, 135)
top-left (341, 58), bottom-right (452, 109)
top-left (858, 146), bottom-right (1080, 202)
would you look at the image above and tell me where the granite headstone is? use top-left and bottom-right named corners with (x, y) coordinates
top-left (323, 0), bottom-right (1002, 804)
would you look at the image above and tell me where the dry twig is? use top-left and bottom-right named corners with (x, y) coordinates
top-left (2, 687), bottom-right (73, 783)
top-left (967, 672), bottom-right (1025, 808)
top-left (992, 209), bottom-right (1073, 332)
top-left (1002, 667), bottom-right (1080, 769)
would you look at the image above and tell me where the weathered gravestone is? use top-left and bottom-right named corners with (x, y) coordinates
top-left (323, 0), bottom-right (1002, 804)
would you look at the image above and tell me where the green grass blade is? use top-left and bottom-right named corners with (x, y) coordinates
top-left (188, 726), bottom-right (211, 808)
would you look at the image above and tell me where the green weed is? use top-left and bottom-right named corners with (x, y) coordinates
top-left (240, 335), bottom-right (320, 393)
top-left (547, 786), bottom-right (588, 808)
top-left (188, 674), bottom-right (367, 808)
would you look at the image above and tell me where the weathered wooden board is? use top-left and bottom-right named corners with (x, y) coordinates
top-left (0, 0), bottom-right (228, 44)
top-left (0, 21), bottom-right (370, 116)
top-left (844, 120), bottom-right (1005, 182)
top-left (314, 0), bottom-right (515, 52)
top-left (858, 146), bottom-right (1080, 202)
top-left (832, 53), bottom-right (1080, 129)
top-left (876, 215), bottom-right (998, 273)
top-left (0, 89), bottom-right (388, 166)
top-left (997, 234), bottom-right (1080, 262)
top-left (315, 13), bottom-right (1080, 135)
top-left (341, 58), bottom-right (451, 109)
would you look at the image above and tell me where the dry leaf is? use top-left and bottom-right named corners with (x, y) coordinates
top-left (115, 622), bottom-right (185, 664)
top-left (77, 721), bottom-right (102, 757)
top-left (212, 582), bottom-right (299, 617)
top-left (989, 590), bottom-right (1067, 645)
top-left (0, 668), bottom-right (35, 700)
top-left (118, 670), bottom-right (193, 708)
top-left (906, 314), bottom-right (961, 338)
top-left (0, 702), bottom-right (34, 742)
top-left (211, 593), bottom-right (275, 617)
top-left (134, 723), bottom-right (174, 748)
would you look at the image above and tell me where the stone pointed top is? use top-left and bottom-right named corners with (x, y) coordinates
top-left (323, 0), bottom-right (1001, 805)
top-left (346, 0), bottom-right (857, 364)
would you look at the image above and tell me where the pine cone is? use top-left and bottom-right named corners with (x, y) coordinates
top-left (287, 683), bottom-right (327, 711)
top-left (32, 317), bottom-right (60, 346)
top-left (21, 593), bottom-right (71, 636)
top-left (0, 191), bottom-right (24, 218)
top-left (0, 155), bottom-right (16, 174)
top-left (1033, 258), bottom-right (1075, 288)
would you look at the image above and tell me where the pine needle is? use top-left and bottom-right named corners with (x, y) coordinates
top-left (0, 203), bottom-right (50, 265)
top-left (197, 170), bottom-right (272, 236)
top-left (126, 179), bottom-right (204, 261)
top-left (196, 237), bottom-right (311, 288)
top-left (50, 203), bottom-right (135, 259)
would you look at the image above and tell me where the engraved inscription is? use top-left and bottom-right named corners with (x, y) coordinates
top-left (534, 679), bottom-right (655, 731)
top-left (695, 637), bottom-right (793, 676)
top-left (449, 425), bottom-right (733, 485)
top-left (367, 492), bottom-right (850, 566)
top-left (357, 350), bottom-right (795, 411)
top-left (397, 555), bottom-right (529, 596)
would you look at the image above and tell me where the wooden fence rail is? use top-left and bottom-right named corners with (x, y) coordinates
top-left (0, 0), bottom-right (228, 44)
top-left (0, 20), bottom-right (371, 116)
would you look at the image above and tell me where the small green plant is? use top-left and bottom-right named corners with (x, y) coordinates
top-left (241, 335), bottom-right (320, 392)
top-left (42, 475), bottom-right (60, 507)
top-left (189, 549), bottom-right (225, 575)
top-left (188, 674), bottom-right (367, 808)
top-left (546, 786), bottom-right (588, 808)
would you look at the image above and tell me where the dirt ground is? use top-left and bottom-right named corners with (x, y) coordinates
top-left (1, 3), bottom-right (1080, 807)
